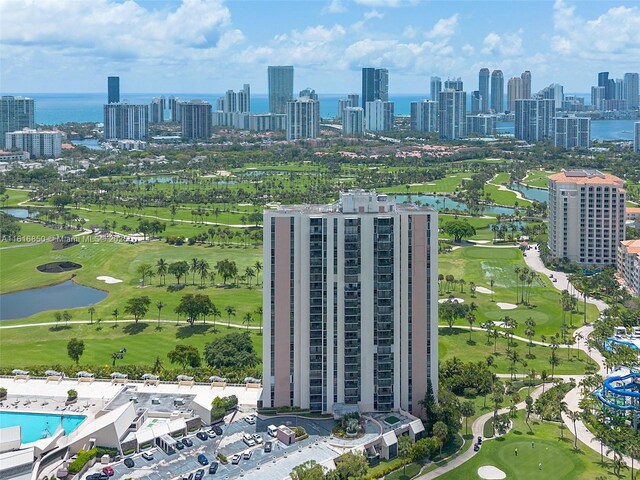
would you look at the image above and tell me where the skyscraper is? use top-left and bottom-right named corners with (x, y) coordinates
top-left (521, 71), bottom-right (532, 99)
top-left (438, 89), bottom-right (466, 140)
top-left (553, 115), bottom-right (591, 149)
top-left (338, 99), bottom-right (353, 120)
top-left (430, 77), bottom-right (442, 102)
top-left (299, 88), bottom-right (318, 101)
top-left (268, 66), bottom-right (294, 115)
top-left (410, 100), bottom-right (438, 132)
top-left (507, 77), bottom-right (523, 112)
top-left (150, 97), bottom-right (165, 123)
top-left (348, 93), bottom-right (360, 109)
top-left (591, 86), bottom-right (605, 111)
top-left (444, 78), bottom-right (463, 92)
top-left (470, 91), bottom-right (482, 114)
top-left (362, 68), bottom-right (389, 105)
top-left (103, 103), bottom-right (149, 140)
top-left (514, 99), bottom-right (555, 142)
top-left (478, 68), bottom-right (490, 113)
top-left (490, 70), bottom-right (504, 113)
top-left (342, 107), bottom-right (364, 137)
top-left (537, 84), bottom-right (564, 110)
top-left (108, 76), bottom-right (120, 104)
top-left (635, 122), bottom-right (640, 153)
top-left (365, 100), bottom-right (394, 132)
top-left (624, 73), bottom-right (639, 110)
top-left (466, 114), bottom-right (496, 136)
top-left (262, 190), bottom-right (439, 414)
top-left (548, 170), bottom-right (625, 265)
top-left (598, 71), bottom-right (616, 100)
top-left (0, 96), bottom-right (35, 149)
top-left (286, 96), bottom-right (320, 141)
top-left (180, 100), bottom-right (212, 139)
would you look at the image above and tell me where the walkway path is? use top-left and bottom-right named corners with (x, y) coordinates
top-left (0, 318), bottom-right (262, 330)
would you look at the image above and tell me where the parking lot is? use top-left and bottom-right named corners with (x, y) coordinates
top-left (86, 414), bottom-right (340, 480)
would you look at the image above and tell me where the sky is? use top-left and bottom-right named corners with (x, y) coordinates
top-left (1, 0), bottom-right (639, 95)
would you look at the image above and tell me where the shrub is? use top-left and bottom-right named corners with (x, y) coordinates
top-left (67, 389), bottom-right (78, 399)
top-left (68, 448), bottom-right (98, 474)
top-left (0, 387), bottom-right (7, 399)
top-left (217, 452), bottom-right (228, 464)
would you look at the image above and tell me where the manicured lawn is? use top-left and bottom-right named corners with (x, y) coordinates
top-left (3, 188), bottom-right (31, 206)
top-left (382, 173), bottom-right (470, 194)
top-left (0, 222), bottom-right (76, 247)
top-left (438, 412), bottom-right (631, 479)
top-left (384, 462), bottom-right (422, 480)
top-left (523, 170), bottom-right (556, 189)
top-left (438, 246), bottom-right (600, 339)
top-left (0, 240), bottom-right (262, 327)
top-left (439, 328), bottom-right (596, 375)
top-left (0, 322), bottom-right (261, 367)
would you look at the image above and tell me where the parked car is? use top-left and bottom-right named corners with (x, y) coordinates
top-left (243, 450), bottom-right (253, 460)
top-left (206, 430), bottom-right (217, 439)
top-left (86, 473), bottom-right (107, 480)
top-left (243, 433), bottom-right (256, 447)
top-left (198, 454), bottom-right (209, 466)
top-left (196, 431), bottom-right (209, 441)
top-left (252, 433), bottom-right (263, 444)
top-left (187, 473), bottom-right (194, 480)
top-left (231, 454), bottom-right (241, 465)
top-left (195, 469), bottom-right (205, 480)
top-left (244, 415), bottom-right (256, 425)
top-left (124, 457), bottom-right (135, 468)
top-left (102, 466), bottom-right (114, 477)
top-left (264, 441), bottom-right (272, 453)
top-left (141, 451), bottom-right (154, 461)
top-left (176, 440), bottom-right (185, 450)
top-left (208, 462), bottom-right (219, 474)
top-left (182, 438), bottom-right (194, 447)
top-left (212, 425), bottom-right (223, 436)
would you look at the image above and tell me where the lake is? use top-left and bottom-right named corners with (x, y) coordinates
top-left (0, 281), bottom-right (108, 320)
top-left (393, 194), bottom-right (516, 216)
top-left (509, 184), bottom-right (549, 203)
top-left (1, 208), bottom-right (38, 219)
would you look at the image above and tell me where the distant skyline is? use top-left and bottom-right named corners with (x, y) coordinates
top-left (1, 0), bottom-right (639, 95)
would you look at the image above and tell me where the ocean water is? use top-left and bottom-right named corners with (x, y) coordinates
top-left (8, 92), bottom-right (638, 141)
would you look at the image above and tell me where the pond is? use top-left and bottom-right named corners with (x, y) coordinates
top-left (509, 183), bottom-right (549, 203)
top-left (393, 194), bottom-right (516, 216)
top-left (0, 280), bottom-right (107, 321)
top-left (1, 208), bottom-right (39, 219)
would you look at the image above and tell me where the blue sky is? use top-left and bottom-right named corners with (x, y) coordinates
top-left (1, 0), bottom-right (639, 94)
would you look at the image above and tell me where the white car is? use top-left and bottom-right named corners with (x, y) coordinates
top-left (252, 434), bottom-right (263, 444)
top-left (244, 415), bottom-right (256, 425)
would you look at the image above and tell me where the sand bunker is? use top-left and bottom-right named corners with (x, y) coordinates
top-left (496, 302), bottom-right (517, 310)
top-left (478, 466), bottom-right (506, 480)
top-left (475, 286), bottom-right (494, 294)
top-left (439, 298), bottom-right (465, 304)
top-left (96, 276), bottom-right (123, 284)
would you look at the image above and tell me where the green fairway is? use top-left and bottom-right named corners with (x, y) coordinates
top-left (0, 222), bottom-right (77, 247)
top-left (438, 246), bottom-right (599, 339)
top-left (439, 328), bottom-right (596, 375)
top-left (523, 170), bottom-right (555, 189)
top-left (438, 412), bottom-right (630, 480)
top-left (381, 172), bottom-right (470, 194)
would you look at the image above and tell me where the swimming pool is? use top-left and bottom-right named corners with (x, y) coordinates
top-left (0, 411), bottom-right (86, 443)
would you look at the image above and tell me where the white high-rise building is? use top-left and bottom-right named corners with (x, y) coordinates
top-left (548, 170), bottom-right (626, 265)
top-left (337, 99), bottom-right (353, 120)
top-left (617, 240), bottom-right (640, 296)
top-left (591, 86), bottom-right (606, 111)
top-left (262, 190), bottom-right (439, 414)
top-left (430, 76), bottom-right (442, 102)
top-left (103, 103), bottom-right (149, 140)
top-left (507, 77), bottom-right (523, 112)
top-left (438, 89), bottom-right (466, 140)
top-left (4, 129), bottom-right (62, 158)
top-left (410, 100), bottom-right (438, 133)
top-left (0, 96), bottom-right (35, 149)
top-left (342, 107), bottom-right (364, 137)
top-left (514, 99), bottom-right (555, 143)
top-left (365, 100), bottom-right (394, 132)
top-left (553, 115), bottom-right (591, 149)
top-left (286, 97), bottom-right (320, 141)
top-left (466, 114), bottom-right (496, 136)
top-left (624, 73), bottom-right (639, 110)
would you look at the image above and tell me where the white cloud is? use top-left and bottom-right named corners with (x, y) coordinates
top-left (354, 0), bottom-right (418, 7)
top-left (551, 0), bottom-right (640, 61)
top-left (364, 10), bottom-right (385, 20)
top-left (426, 14), bottom-right (458, 38)
top-left (481, 31), bottom-right (523, 57)
top-left (403, 25), bottom-right (418, 39)
top-left (322, 0), bottom-right (346, 14)
top-left (461, 44), bottom-right (475, 55)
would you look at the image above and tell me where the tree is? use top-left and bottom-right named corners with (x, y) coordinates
top-left (460, 401), bottom-right (476, 435)
top-left (254, 261), bottom-right (263, 285)
top-left (88, 307), bottom-right (95, 325)
top-left (255, 306), bottom-right (263, 332)
top-left (190, 258), bottom-right (199, 285)
top-left (167, 344), bottom-right (201, 370)
top-left (156, 301), bottom-right (165, 328)
top-left (411, 437), bottom-right (437, 463)
top-left (290, 460), bottom-right (325, 480)
top-left (55, 311), bottom-right (62, 328)
top-left (216, 259), bottom-right (238, 285)
top-left (419, 379), bottom-right (437, 433)
top-left (566, 410), bottom-right (581, 450)
top-left (466, 312), bottom-right (476, 343)
top-left (225, 305), bottom-right (236, 326)
top-left (432, 421), bottom-right (448, 456)
top-left (111, 308), bottom-right (119, 325)
top-left (136, 263), bottom-right (153, 287)
top-left (63, 310), bottom-right (71, 327)
top-left (124, 296), bottom-right (151, 323)
top-left (67, 338), bottom-right (85, 364)
top-left (329, 452), bottom-right (368, 480)
top-left (156, 258), bottom-right (168, 286)
top-left (242, 312), bottom-right (253, 331)
top-left (398, 435), bottom-right (413, 477)
top-left (441, 220), bottom-right (476, 243)
top-left (203, 332), bottom-right (259, 370)
top-left (245, 266), bottom-right (256, 286)
top-left (168, 261), bottom-right (189, 284)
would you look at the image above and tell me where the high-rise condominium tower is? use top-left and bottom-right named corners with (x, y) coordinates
top-left (180, 100), bottom-right (212, 139)
top-left (262, 190), bottom-right (439, 414)
top-left (104, 103), bottom-right (149, 140)
top-left (0, 96), bottom-right (35, 149)
top-left (430, 77), bottom-right (442, 102)
top-left (268, 66), bottom-right (294, 115)
top-left (438, 89), bottom-right (466, 140)
top-left (624, 73), bottom-right (639, 110)
top-left (342, 107), bottom-right (364, 137)
top-left (507, 77), bottom-right (523, 112)
top-left (410, 100), bottom-right (438, 132)
top-left (514, 99), bottom-right (555, 142)
top-left (478, 68), bottom-right (490, 112)
top-left (553, 115), bottom-right (591, 149)
top-left (108, 76), bottom-right (120, 104)
top-left (365, 100), bottom-right (394, 132)
top-left (548, 170), bottom-right (625, 265)
top-left (521, 71), bottom-right (532, 99)
top-left (490, 70), bottom-right (504, 113)
top-left (362, 68), bottom-right (389, 105)
top-left (286, 96), bottom-right (320, 141)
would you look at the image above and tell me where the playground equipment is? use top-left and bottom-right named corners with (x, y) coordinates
top-left (603, 326), bottom-right (640, 352)
top-left (594, 369), bottom-right (640, 432)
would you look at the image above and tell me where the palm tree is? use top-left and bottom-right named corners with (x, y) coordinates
top-left (191, 258), bottom-right (199, 285)
top-left (210, 305), bottom-right (221, 331)
top-left (566, 410), bottom-right (581, 450)
top-left (112, 308), bottom-right (119, 325)
top-left (88, 307), bottom-right (95, 325)
top-left (156, 258), bottom-right (167, 286)
top-left (254, 261), bottom-right (262, 285)
top-left (255, 306), bottom-right (263, 332)
top-left (197, 259), bottom-right (210, 287)
top-left (156, 302), bottom-right (165, 328)
top-left (225, 306), bottom-right (236, 326)
top-left (466, 312), bottom-right (476, 343)
top-left (514, 266), bottom-right (521, 304)
top-left (242, 312), bottom-right (253, 331)
top-left (245, 266), bottom-right (256, 287)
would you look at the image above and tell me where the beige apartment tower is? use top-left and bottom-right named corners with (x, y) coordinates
top-left (548, 170), bottom-right (626, 265)
top-left (262, 191), bottom-right (438, 415)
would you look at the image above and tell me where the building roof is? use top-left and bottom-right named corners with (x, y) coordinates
top-left (621, 239), bottom-right (640, 255)
top-left (548, 169), bottom-right (624, 186)
top-left (627, 207), bottom-right (640, 214)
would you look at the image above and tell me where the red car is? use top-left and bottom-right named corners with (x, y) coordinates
top-left (102, 467), bottom-right (114, 477)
